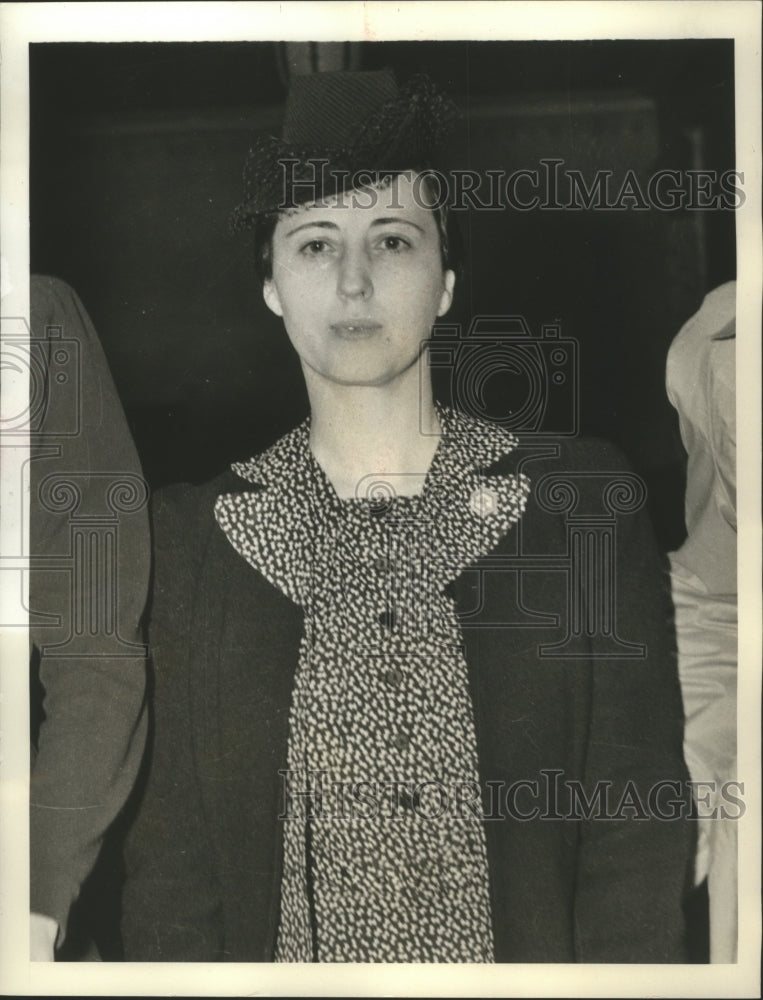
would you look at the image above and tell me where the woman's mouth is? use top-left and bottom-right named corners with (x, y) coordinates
top-left (329, 321), bottom-right (383, 337)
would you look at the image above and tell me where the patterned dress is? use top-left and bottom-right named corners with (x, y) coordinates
top-left (214, 406), bottom-right (530, 962)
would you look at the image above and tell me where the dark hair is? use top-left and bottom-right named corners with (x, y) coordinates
top-left (253, 170), bottom-right (463, 284)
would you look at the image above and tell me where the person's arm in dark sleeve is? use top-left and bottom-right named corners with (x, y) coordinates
top-left (120, 485), bottom-right (223, 961)
top-left (570, 439), bottom-right (694, 962)
top-left (29, 276), bottom-right (149, 954)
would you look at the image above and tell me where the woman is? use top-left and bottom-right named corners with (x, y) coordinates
top-left (121, 69), bottom-right (693, 963)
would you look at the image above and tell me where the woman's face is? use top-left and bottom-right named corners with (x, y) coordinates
top-left (263, 172), bottom-right (455, 389)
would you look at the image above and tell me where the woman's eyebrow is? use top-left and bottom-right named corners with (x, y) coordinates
top-left (284, 220), bottom-right (340, 237)
top-left (284, 217), bottom-right (426, 238)
top-left (371, 218), bottom-right (425, 233)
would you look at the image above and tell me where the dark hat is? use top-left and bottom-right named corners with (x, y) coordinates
top-left (230, 69), bottom-right (455, 229)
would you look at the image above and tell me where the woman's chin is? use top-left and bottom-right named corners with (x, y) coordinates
top-left (302, 356), bottom-right (423, 390)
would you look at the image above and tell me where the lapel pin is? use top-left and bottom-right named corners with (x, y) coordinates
top-left (469, 485), bottom-right (498, 518)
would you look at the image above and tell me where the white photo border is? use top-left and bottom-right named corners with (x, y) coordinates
top-left (1, 2), bottom-right (760, 996)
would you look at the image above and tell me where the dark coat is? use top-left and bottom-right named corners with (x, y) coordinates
top-left (121, 435), bottom-right (693, 962)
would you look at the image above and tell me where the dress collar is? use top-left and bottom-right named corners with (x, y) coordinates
top-left (215, 407), bottom-right (530, 605)
top-left (230, 405), bottom-right (522, 492)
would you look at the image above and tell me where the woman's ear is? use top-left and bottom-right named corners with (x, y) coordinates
top-left (263, 279), bottom-right (283, 317)
top-left (437, 269), bottom-right (456, 318)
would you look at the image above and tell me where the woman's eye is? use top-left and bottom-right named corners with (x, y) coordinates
top-left (379, 235), bottom-right (410, 252)
top-left (301, 239), bottom-right (330, 255)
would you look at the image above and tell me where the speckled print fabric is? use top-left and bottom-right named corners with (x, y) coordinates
top-left (214, 407), bottom-right (530, 962)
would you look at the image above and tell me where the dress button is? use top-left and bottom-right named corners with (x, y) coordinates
top-left (373, 555), bottom-right (389, 572)
top-left (399, 786), bottom-right (421, 811)
top-left (378, 609), bottom-right (397, 630)
top-left (383, 667), bottom-right (403, 686)
top-left (392, 732), bottom-right (410, 752)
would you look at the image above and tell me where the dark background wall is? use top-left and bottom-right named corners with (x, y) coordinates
top-left (30, 39), bottom-right (736, 549)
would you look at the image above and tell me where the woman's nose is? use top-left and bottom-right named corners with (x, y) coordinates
top-left (337, 249), bottom-right (373, 300)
